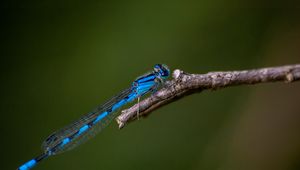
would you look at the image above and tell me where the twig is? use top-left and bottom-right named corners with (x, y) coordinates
top-left (116, 64), bottom-right (300, 129)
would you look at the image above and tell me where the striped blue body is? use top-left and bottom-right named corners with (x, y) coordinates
top-left (17, 64), bottom-right (170, 170)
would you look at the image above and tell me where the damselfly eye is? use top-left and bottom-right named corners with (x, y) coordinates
top-left (153, 64), bottom-right (170, 78)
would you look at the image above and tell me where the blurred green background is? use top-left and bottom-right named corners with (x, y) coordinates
top-left (1, 1), bottom-right (300, 170)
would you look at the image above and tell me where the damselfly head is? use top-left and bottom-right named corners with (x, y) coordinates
top-left (154, 64), bottom-right (170, 79)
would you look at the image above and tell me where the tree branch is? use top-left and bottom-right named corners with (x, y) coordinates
top-left (116, 64), bottom-right (300, 129)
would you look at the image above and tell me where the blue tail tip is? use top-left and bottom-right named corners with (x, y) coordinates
top-left (18, 159), bottom-right (37, 170)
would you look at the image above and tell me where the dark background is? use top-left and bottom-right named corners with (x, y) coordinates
top-left (1, 1), bottom-right (300, 170)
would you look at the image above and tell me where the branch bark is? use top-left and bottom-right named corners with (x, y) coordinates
top-left (116, 64), bottom-right (300, 129)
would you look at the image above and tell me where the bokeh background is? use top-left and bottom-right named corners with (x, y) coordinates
top-left (1, 1), bottom-right (300, 170)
